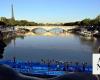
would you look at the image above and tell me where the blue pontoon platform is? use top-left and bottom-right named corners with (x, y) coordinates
top-left (0, 60), bottom-right (92, 76)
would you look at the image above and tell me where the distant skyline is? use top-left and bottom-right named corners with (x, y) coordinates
top-left (0, 0), bottom-right (100, 23)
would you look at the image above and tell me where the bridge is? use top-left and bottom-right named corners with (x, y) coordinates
top-left (15, 26), bottom-right (77, 32)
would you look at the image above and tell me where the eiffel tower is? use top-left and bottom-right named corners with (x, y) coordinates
top-left (11, 4), bottom-right (15, 20)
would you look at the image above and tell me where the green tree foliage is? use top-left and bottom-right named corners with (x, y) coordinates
top-left (80, 18), bottom-right (91, 26)
top-left (0, 21), bottom-right (6, 25)
top-left (63, 21), bottom-right (80, 26)
top-left (0, 17), bottom-right (38, 26)
top-left (64, 15), bottom-right (100, 26)
top-left (94, 15), bottom-right (100, 26)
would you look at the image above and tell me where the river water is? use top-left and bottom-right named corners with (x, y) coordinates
top-left (3, 28), bottom-right (100, 65)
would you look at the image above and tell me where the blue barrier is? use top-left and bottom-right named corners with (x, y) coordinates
top-left (0, 60), bottom-right (92, 76)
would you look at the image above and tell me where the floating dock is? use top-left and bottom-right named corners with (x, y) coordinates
top-left (0, 60), bottom-right (92, 76)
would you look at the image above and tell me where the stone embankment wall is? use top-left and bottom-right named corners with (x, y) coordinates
top-left (1, 31), bottom-right (16, 40)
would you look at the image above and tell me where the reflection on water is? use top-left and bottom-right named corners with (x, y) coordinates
top-left (3, 30), bottom-right (100, 65)
top-left (79, 36), bottom-right (100, 53)
top-left (19, 32), bottom-right (74, 37)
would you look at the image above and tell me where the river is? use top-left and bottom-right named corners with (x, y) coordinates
top-left (2, 28), bottom-right (100, 65)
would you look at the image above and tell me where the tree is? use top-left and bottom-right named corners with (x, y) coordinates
top-left (0, 17), bottom-right (7, 22)
top-left (80, 18), bottom-right (91, 26)
top-left (95, 15), bottom-right (100, 26)
top-left (8, 19), bottom-right (16, 26)
top-left (0, 21), bottom-right (6, 25)
top-left (0, 17), bottom-right (9, 25)
top-left (0, 17), bottom-right (39, 26)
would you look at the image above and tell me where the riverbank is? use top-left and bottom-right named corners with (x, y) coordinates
top-left (68, 26), bottom-right (100, 37)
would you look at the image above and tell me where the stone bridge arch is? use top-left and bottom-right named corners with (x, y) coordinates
top-left (15, 26), bottom-right (77, 32)
top-left (31, 28), bottom-right (47, 33)
top-left (49, 27), bottom-right (66, 33)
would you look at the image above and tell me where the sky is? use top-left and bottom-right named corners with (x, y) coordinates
top-left (0, 0), bottom-right (100, 23)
